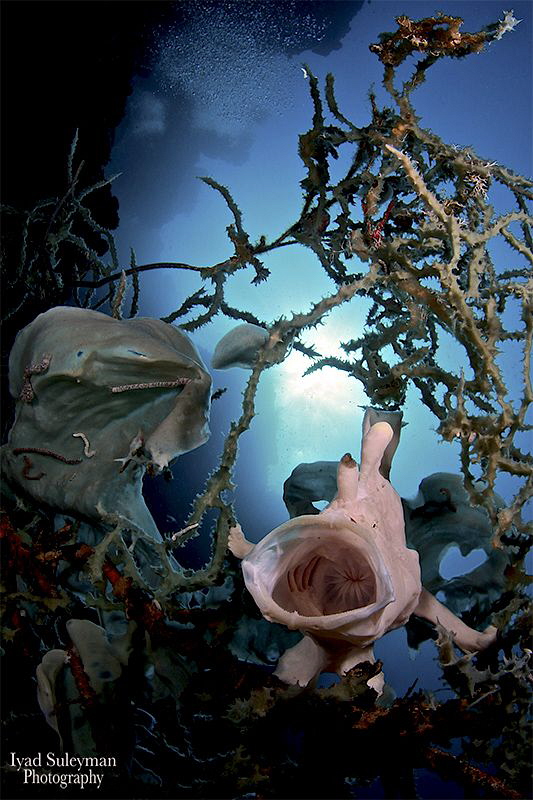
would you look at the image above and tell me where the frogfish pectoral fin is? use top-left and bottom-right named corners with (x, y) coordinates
top-left (274, 636), bottom-right (329, 686)
top-left (414, 588), bottom-right (497, 652)
top-left (228, 524), bottom-right (254, 559)
top-left (335, 643), bottom-right (385, 695)
top-left (274, 636), bottom-right (385, 694)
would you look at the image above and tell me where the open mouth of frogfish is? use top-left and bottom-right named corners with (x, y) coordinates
top-left (273, 543), bottom-right (377, 616)
top-left (242, 515), bottom-right (395, 626)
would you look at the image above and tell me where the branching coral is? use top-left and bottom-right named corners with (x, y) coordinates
top-left (7, 13), bottom-right (529, 545)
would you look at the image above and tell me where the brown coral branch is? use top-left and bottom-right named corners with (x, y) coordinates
top-left (19, 353), bottom-right (52, 403)
top-left (13, 447), bottom-right (82, 465)
top-left (422, 746), bottom-right (522, 799)
top-left (110, 268), bottom-right (127, 319)
top-left (101, 557), bottom-right (167, 637)
top-left (370, 15), bottom-right (489, 69)
top-left (66, 647), bottom-right (97, 707)
top-left (110, 377), bottom-right (191, 393)
top-left (0, 513), bottom-right (60, 597)
top-left (73, 260), bottom-right (221, 289)
top-left (21, 456), bottom-right (45, 481)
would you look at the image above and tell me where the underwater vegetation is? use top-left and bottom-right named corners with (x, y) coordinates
top-left (1, 10), bottom-right (532, 800)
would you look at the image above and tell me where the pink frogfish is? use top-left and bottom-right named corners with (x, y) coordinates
top-left (229, 411), bottom-right (497, 692)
